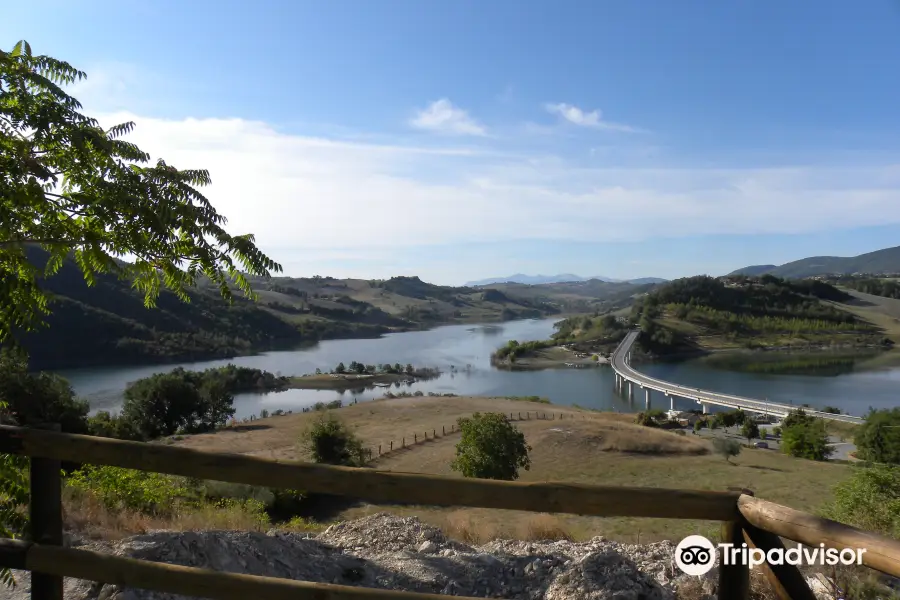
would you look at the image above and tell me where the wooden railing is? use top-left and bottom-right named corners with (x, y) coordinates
top-left (1, 424), bottom-right (898, 600)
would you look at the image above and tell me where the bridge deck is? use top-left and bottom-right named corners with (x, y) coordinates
top-left (610, 330), bottom-right (864, 424)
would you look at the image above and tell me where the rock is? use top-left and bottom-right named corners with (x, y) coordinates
top-left (417, 541), bottom-right (437, 554)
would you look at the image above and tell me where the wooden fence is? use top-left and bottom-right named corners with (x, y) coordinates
top-left (1, 424), bottom-right (899, 600)
top-left (369, 410), bottom-right (591, 461)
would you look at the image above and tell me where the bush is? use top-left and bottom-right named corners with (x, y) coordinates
top-left (87, 411), bottom-right (141, 440)
top-left (855, 408), bottom-right (900, 464)
top-left (741, 420), bottom-right (760, 441)
top-left (0, 349), bottom-right (89, 434)
top-left (821, 464), bottom-right (900, 538)
top-left (451, 413), bottom-right (531, 481)
top-left (301, 413), bottom-right (371, 466)
top-left (635, 412), bottom-right (660, 428)
top-left (712, 438), bottom-right (741, 463)
top-left (781, 419), bottom-right (833, 461)
top-left (67, 466), bottom-right (188, 515)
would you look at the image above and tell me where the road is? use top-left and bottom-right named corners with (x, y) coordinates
top-left (610, 330), bottom-right (865, 424)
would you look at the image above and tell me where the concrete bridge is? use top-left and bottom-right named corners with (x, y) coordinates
top-left (610, 330), bottom-right (865, 424)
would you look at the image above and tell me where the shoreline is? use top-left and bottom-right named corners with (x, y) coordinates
top-left (287, 370), bottom-right (441, 391)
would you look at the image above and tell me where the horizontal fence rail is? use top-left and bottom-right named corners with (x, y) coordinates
top-left (739, 495), bottom-right (900, 577)
top-left (0, 539), bottom-right (479, 600)
top-left (0, 425), bottom-right (741, 520)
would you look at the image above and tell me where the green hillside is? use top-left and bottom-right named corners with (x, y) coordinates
top-left (631, 274), bottom-right (890, 355)
top-left (14, 249), bottom-right (569, 370)
top-left (729, 245), bottom-right (900, 278)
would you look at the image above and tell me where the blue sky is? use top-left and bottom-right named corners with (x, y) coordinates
top-left (5, 0), bottom-right (900, 284)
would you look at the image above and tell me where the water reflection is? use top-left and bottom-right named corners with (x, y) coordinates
top-left (699, 351), bottom-right (882, 377)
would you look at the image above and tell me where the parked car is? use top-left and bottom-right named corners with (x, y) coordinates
top-left (754, 441), bottom-right (769, 449)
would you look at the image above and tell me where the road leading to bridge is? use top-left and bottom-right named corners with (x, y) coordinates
top-left (610, 330), bottom-right (864, 424)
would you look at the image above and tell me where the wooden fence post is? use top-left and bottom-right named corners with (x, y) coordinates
top-left (718, 519), bottom-right (750, 600)
top-left (402, 437), bottom-right (405, 447)
top-left (442, 426), bottom-right (445, 435)
top-left (378, 445), bottom-right (381, 456)
top-left (414, 434), bottom-right (417, 443)
top-left (30, 423), bottom-right (63, 600)
top-left (432, 429), bottom-right (435, 438)
top-left (390, 441), bottom-right (393, 450)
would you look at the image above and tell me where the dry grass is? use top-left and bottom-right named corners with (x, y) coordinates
top-left (170, 396), bottom-right (851, 544)
top-left (171, 396), bottom-right (612, 462)
top-left (439, 510), bottom-right (575, 544)
top-left (62, 487), bottom-right (274, 540)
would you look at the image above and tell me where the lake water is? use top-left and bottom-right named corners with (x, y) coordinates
top-left (56, 318), bottom-right (900, 420)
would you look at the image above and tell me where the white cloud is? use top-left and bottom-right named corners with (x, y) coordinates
top-left (66, 69), bottom-right (900, 281)
top-left (410, 99), bottom-right (486, 136)
top-left (545, 102), bottom-right (641, 133)
top-left (91, 110), bottom-right (900, 254)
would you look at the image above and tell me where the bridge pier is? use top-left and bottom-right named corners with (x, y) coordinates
top-left (644, 387), bottom-right (651, 410)
top-left (702, 403), bottom-right (709, 415)
top-left (669, 395), bottom-right (675, 411)
top-left (628, 381), bottom-right (634, 402)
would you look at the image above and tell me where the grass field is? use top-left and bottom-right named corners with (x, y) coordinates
top-left (172, 397), bottom-right (853, 544)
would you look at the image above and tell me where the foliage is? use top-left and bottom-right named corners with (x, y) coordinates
top-left (86, 410), bottom-right (141, 440)
top-left (693, 419), bottom-right (705, 432)
top-left (120, 367), bottom-right (236, 440)
top-left (301, 413), bottom-right (371, 467)
top-left (450, 413), bottom-right (531, 481)
top-left (855, 408), bottom-right (900, 465)
top-left (0, 415), bottom-right (27, 586)
top-left (828, 276), bottom-right (900, 300)
top-left (0, 347), bottom-right (88, 433)
top-left (781, 419), bottom-right (833, 461)
top-left (741, 420), bottom-right (760, 441)
top-left (67, 465), bottom-right (188, 515)
top-left (0, 40), bottom-right (280, 346)
top-left (492, 339), bottom-right (553, 361)
top-left (712, 438), bottom-right (741, 463)
top-left (820, 464), bottom-right (900, 539)
top-left (635, 411), bottom-right (660, 428)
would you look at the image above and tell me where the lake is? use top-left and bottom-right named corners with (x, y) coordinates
top-left (56, 318), bottom-right (900, 420)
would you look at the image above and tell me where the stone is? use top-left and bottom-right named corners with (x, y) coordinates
top-left (417, 541), bottom-right (437, 554)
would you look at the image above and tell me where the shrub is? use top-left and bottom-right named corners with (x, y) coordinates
top-left (0, 349), bottom-right (89, 434)
top-left (781, 419), bottom-right (833, 461)
top-left (712, 438), bottom-right (741, 463)
top-left (635, 412), bottom-right (659, 428)
top-left (67, 466), bottom-right (188, 515)
top-left (855, 408), bottom-right (900, 464)
top-left (741, 420), bottom-right (760, 442)
top-left (821, 464), bottom-right (900, 539)
top-left (451, 413), bottom-right (531, 481)
top-left (87, 411), bottom-right (141, 440)
top-left (301, 413), bottom-right (371, 466)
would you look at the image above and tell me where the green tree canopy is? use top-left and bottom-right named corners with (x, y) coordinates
top-left (741, 419), bottom-right (760, 442)
top-left (451, 412), bottom-right (531, 480)
top-left (781, 419), bottom-right (833, 461)
top-left (855, 408), bottom-right (900, 465)
top-left (301, 413), bottom-right (370, 467)
top-left (0, 40), bottom-right (280, 344)
top-left (821, 464), bottom-right (900, 538)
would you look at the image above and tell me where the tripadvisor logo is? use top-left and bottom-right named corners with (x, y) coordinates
top-left (675, 535), bottom-right (867, 576)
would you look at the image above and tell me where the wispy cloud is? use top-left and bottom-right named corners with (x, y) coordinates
top-left (410, 99), bottom-right (486, 136)
top-left (545, 102), bottom-right (642, 133)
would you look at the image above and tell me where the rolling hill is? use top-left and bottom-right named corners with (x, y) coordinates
top-left (729, 246), bottom-right (900, 279)
top-left (13, 249), bottom-right (601, 371)
top-left (465, 274), bottom-right (667, 286)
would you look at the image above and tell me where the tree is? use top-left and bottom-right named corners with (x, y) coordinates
top-left (335, 362), bottom-right (346, 374)
top-left (0, 40), bottom-right (280, 345)
top-left (121, 371), bottom-right (203, 439)
top-left (712, 438), bottom-right (741, 463)
top-left (720, 411), bottom-right (737, 429)
top-left (781, 420), bottom-right (833, 461)
top-left (0, 347), bottom-right (89, 433)
top-left (821, 464), bottom-right (900, 538)
top-left (855, 408), bottom-right (900, 464)
top-left (451, 413), bottom-right (531, 480)
top-left (733, 409), bottom-right (747, 426)
top-left (741, 420), bottom-right (760, 442)
top-left (405, 363), bottom-right (414, 375)
top-left (301, 413), bottom-right (371, 467)
top-left (693, 419), bottom-right (705, 433)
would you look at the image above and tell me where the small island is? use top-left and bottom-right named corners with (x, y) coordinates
top-left (288, 361), bottom-right (442, 391)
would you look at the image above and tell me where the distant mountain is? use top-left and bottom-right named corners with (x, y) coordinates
top-left (465, 274), bottom-right (665, 286)
top-left (728, 246), bottom-right (900, 279)
top-left (729, 264), bottom-right (778, 277)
